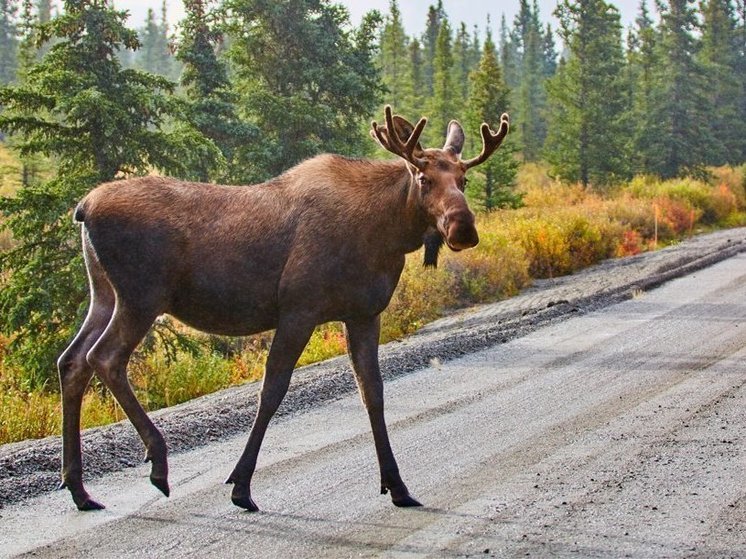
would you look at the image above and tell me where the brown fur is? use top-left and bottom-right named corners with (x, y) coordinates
top-left (56, 108), bottom-right (508, 512)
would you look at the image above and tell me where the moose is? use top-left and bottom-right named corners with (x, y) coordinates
top-left (57, 106), bottom-right (509, 511)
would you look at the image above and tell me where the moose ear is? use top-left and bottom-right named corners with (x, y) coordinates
top-left (392, 115), bottom-right (425, 156)
top-left (443, 120), bottom-right (465, 155)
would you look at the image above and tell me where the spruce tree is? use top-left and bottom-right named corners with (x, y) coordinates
top-left (499, 14), bottom-right (519, 90)
top-left (0, 0), bottom-right (19, 85)
top-left (35, 0), bottom-right (52, 58)
top-left (406, 37), bottom-right (424, 117)
top-left (135, 2), bottom-right (176, 79)
top-left (512, 0), bottom-right (550, 161)
top-left (0, 0), bottom-right (218, 385)
top-left (647, 0), bottom-right (714, 177)
top-left (452, 22), bottom-right (472, 101)
top-left (138, 8), bottom-right (161, 73)
top-left (466, 31), bottom-right (521, 209)
top-left (16, 0), bottom-right (34, 79)
top-left (379, 0), bottom-right (410, 110)
top-left (736, 0), bottom-right (746, 161)
top-left (468, 24), bottom-right (481, 71)
top-left (626, 0), bottom-right (659, 173)
top-left (426, 17), bottom-right (456, 144)
top-left (226, 0), bottom-right (383, 181)
top-left (175, 0), bottom-right (254, 182)
top-left (422, 0), bottom-right (445, 95)
top-left (13, 0), bottom-right (42, 185)
top-left (699, 0), bottom-right (743, 164)
top-left (544, 0), bottom-right (630, 186)
top-left (542, 24), bottom-right (558, 77)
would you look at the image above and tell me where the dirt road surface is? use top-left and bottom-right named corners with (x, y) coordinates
top-left (1, 229), bottom-right (745, 557)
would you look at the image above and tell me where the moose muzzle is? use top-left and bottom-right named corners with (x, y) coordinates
top-left (442, 209), bottom-right (479, 251)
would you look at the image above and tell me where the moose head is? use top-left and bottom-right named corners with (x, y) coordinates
top-left (371, 106), bottom-right (509, 266)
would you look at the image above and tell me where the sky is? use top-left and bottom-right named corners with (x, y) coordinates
top-left (114, 0), bottom-right (642, 36)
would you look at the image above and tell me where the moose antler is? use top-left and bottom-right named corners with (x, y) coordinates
top-left (371, 105), bottom-right (428, 170)
top-left (462, 113), bottom-right (510, 169)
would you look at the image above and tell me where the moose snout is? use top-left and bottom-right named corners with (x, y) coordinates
top-left (442, 209), bottom-right (479, 251)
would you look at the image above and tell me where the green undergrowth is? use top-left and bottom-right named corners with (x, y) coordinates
top-left (1, 163), bottom-right (745, 444)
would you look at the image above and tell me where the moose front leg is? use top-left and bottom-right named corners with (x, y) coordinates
top-left (344, 316), bottom-right (421, 508)
top-left (226, 317), bottom-right (315, 511)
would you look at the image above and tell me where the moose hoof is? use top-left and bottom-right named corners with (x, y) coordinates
top-left (150, 475), bottom-right (170, 497)
top-left (392, 494), bottom-right (423, 508)
top-left (229, 484), bottom-right (259, 512)
top-left (231, 494), bottom-right (259, 512)
top-left (77, 497), bottom-right (106, 511)
top-left (63, 480), bottom-right (106, 511)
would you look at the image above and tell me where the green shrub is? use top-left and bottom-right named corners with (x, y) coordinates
top-left (131, 351), bottom-right (233, 409)
top-left (443, 223), bottom-right (530, 302)
top-left (297, 323), bottom-right (347, 367)
top-left (381, 256), bottom-right (455, 341)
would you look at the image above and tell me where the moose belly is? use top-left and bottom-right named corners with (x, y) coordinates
top-left (168, 278), bottom-right (279, 336)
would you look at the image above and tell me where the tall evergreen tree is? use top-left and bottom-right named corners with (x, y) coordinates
top-left (16, 0), bottom-right (34, 78)
top-left (542, 23), bottom-right (558, 77)
top-left (626, 0), bottom-right (659, 172)
top-left (0, 0), bottom-right (218, 384)
top-left (35, 0), bottom-right (52, 58)
top-left (226, 0), bottom-right (383, 181)
top-left (136, 2), bottom-right (176, 78)
top-left (512, 0), bottom-right (550, 161)
top-left (406, 37), bottom-right (424, 117)
top-left (736, 0), bottom-right (746, 161)
top-left (469, 24), bottom-right (481, 70)
top-left (422, 0), bottom-right (445, 95)
top-left (544, 0), bottom-right (630, 186)
top-left (426, 17), bottom-right (456, 144)
top-left (452, 22), bottom-right (472, 100)
top-left (379, 0), bottom-right (410, 110)
top-left (175, 0), bottom-right (255, 182)
top-left (139, 8), bottom-right (161, 73)
top-left (699, 0), bottom-right (743, 164)
top-left (466, 31), bottom-right (521, 209)
top-left (499, 14), bottom-right (519, 90)
top-left (647, 0), bottom-right (714, 177)
top-left (13, 0), bottom-right (42, 185)
top-left (135, 2), bottom-right (175, 78)
top-left (0, 0), bottom-right (19, 85)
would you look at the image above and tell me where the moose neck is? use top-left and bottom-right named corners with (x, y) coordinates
top-left (377, 160), bottom-right (432, 256)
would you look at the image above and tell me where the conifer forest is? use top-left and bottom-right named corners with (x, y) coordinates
top-left (1, 0), bottom-right (745, 442)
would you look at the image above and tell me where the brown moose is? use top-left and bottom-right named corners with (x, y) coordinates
top-left (57, 106), bottom-right (509, 511)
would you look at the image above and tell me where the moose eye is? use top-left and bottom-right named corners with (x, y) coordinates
top-left (417, 175), bottom-right (430, 189)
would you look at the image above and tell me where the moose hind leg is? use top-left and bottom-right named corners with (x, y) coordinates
top-left (226, 317), bottom-right (315, 511)
top-left (345, 317), bottom-right (421, 507)
top-left (86, 305), bottom-right (170, 497)
top-left (58, 298), bottom-right (114, 510)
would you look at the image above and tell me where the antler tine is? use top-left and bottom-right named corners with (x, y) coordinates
top-left (371, 119), bottom-right (389, 147)
top-left (373, 105), bottom-right (427, 169)
top-left (385, 106), bottom-right (427, 155)
top-left (404, 117), bottom-right (428, 154)
top-left (463, 113), bottom-right (510, 170)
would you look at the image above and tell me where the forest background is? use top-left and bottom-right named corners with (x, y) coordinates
top-left (1, 0), bottom-right (745, 443)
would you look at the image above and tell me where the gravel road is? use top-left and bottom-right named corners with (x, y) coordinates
top-left (1, 228), bottom-right (745, 557)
